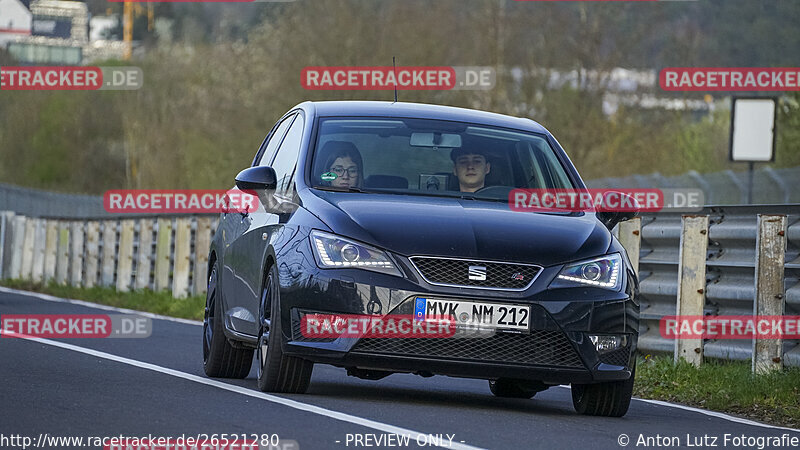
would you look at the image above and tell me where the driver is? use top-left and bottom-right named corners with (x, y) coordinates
top-left (451, 146), bottom-right (491, 193)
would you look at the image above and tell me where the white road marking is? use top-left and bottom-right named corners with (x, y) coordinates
top-left (3, 329), bottom-right (484, 450)
top-left (3, 286), bottom-right (800, 434)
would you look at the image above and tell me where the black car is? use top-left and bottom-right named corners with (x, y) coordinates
top-left (202, 101), bottom-right (639, 417)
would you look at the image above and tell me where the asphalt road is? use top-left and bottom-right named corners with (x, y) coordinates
top-left (1, 287), bottom-right (798, 450)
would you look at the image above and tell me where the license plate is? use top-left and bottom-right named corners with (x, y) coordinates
top-left (414, 298), bottom-right (530, 332)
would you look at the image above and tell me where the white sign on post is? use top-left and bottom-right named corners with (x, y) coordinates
top-left (730, 98), bottom-right (776, 162)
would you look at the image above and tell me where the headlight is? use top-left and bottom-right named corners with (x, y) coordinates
top-left (310, 230), bottom-right (402, 277)
top-left (549, 253), bottom-right (622, 291)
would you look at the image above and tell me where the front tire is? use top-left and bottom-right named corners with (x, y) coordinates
top-left (203, 264), bottom-right (253, 378)
top-left (256, 264), bottom-right (313, 393)
top-left (571, 365), bottom-right (635, 417)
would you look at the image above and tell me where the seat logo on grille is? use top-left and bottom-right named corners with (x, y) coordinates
top-left (468, 265), bottom-right (487, 281)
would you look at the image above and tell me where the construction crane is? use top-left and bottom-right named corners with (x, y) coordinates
top-left (123, 3), bottom-right (154, 60)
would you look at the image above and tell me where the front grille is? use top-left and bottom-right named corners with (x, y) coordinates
top-left (410, 257), bottom-right (540, 290)
top-left (351, 330), bottom-right (585, 368)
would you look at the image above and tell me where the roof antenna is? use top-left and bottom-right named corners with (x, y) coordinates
top-left (392, 56), bottom-right (398, 103)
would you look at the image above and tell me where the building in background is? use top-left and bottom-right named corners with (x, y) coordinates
top-left (5, 0), bottom-right (127, 65)
top-left (6, 0), bottom-right (86, 64)
top-left (0, 0), bottom-right (31, 48)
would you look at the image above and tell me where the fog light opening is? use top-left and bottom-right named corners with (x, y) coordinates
top-left (589, 334), bottom-right (627, 353)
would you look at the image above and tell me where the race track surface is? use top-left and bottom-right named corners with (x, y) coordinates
top-left (1, 288), bottom-right (798, 450)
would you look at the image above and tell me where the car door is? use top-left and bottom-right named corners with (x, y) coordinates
top-left (223, 112), bottom-right (306, 336)
top-left (221, 113), bottom-right (296, 335)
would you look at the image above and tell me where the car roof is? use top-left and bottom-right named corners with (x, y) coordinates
top-left (297, 101), bottom-right (549, 134)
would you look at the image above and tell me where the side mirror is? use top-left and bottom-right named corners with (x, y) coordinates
top-left (235, 166), bottom-right (277, 191)
top-left (596, 210), bottom-right (638, 230)
top-left (595, 191), bottom-right (640, 230)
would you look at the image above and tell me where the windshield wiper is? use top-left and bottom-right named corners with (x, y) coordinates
top-left (316, 186), bottom-right (508, 203)
top-left (315, 186), bottom-right (366, 193)
top-left (459, 194), bottom-right (508, 203)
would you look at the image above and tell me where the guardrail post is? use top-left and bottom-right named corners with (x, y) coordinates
top-left (69, 221), bottom-right (84, 287)
top-left (675, 215), bottom-right (709, 367)
top-left (193, 217), bottom-right (212, 296)
top-left (0, 211), bottom-right (16, 280)
top-left (9, 216), bottom-right (26, 279)
top-left (84, 221), bottom-right (100, 288)
top-left (44, 220), bottom-right (58, 283)
top-left (56, 221), bottom-right (70, 285)
top-left (618, 217), bottom-right (641, 276)
top-left (135, 219), bottom-right (154, 290)
top-left (20, 217), bottom-right (35, 281)
top-left (101, 220), bottom-right (117, 287)
top-left (117, 220), bottom-right (135, 292)
top-left (172, 218), bottom-right (191, 298)
top-left (753, 214), bottom-right (788, 374)
top-left (154, 218), bottom-right (172, 291)
top-left (31, 219), bottom-right (46, 283)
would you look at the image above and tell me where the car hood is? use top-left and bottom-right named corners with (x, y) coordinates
top-left (302, 190), bottom-right (611, 267)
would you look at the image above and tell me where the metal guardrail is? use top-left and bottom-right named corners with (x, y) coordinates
top-left (1, 205), bottom-right (798, 368)
top-left (0, 183), bottom-right (108, 219)
top-left (588, 166), bottom-right (800, 205)
top-left (0, 183), bottom-right (208, 220)
top-left (0, 212), bottom-right (218, 298)
top-left (633, 205), bottom-right (800, 368)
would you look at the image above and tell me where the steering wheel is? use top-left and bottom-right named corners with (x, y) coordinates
top-left (473, 185), bottom-right (515, 198)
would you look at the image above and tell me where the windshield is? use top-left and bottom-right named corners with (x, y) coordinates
top-left (310, 117), bottom-right (575, 201)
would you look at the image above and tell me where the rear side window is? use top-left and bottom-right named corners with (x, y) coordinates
top-left (256, 114), bottom-right (296, 167)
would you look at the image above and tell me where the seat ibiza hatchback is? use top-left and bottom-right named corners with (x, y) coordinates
top-left (203, 101), bottom-right (639, 417)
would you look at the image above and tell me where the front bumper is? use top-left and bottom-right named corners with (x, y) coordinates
top-left (275, 255), bottom-right (639, 384)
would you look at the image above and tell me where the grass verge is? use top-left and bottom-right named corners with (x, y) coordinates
top-left (635, 355), bottom-right (800, 429)
top-left (1, 279), bottom-right (205, 321)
